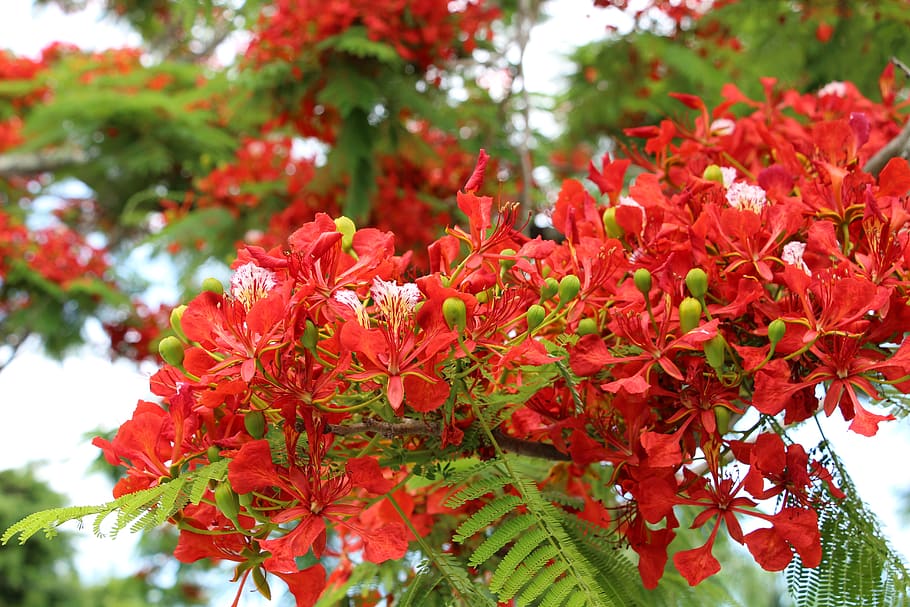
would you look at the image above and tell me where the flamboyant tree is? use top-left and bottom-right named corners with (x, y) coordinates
top-left (2, 1), bottom-right (910, 606)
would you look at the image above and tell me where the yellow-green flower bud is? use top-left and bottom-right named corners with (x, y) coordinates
top-left (703, 164), bottom-right (724, 184)
top-left (476, 290), bottom-right (489, 304)
top-left (301, 319), bottom-right (318, 351)
top-left (679, 297), bottom-right (703, 333)
top-left (214, 482), bottom-right (241, 522)
top-left (714, 406), bottom-right (732, 435)
top-left (237, 491), bottom-right (254, 507)
top-left (527, 304), bottom-right (546, 330)
top-left (334, 216), bottom-right (356, 250)
top-left (685, 268), bottom-right (708, 299)
top-left (633, 268), bottom-right (652, 296)
top-left (768, 318), bottom-right (786, 347)
top-left (158, 335), bottom-right (185, 367)
top-left (577, 317), bottom-right (598, 336)
top-left (704, 334), bottom-right (726, 371)
top-left (252, 567), bottom-right (272, 601)
top-left (499, 248), bottom-right (517, 272)
top-left (169, 304), bottom-right (187, 342)
top-left (206, 445), bottom-right (222, 462)
top-left (442, 297), bottom-right (467, 331)
top-left (201, 277), bottom-right (224, 295)
top-left (244, 410), bottom-right (266, 439)
top-left (602, 207), bottom-right (623, 239)
top-left (541, 277), bottom-right (559, 301)
top-left (558, 274), bottom-right (581, 303)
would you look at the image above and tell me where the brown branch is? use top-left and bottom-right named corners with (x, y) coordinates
top-left (325, 418), bottom-right (570, 461)
top-left (492, 429), bottom-right (571, 461)
top-left (864, 117), bottom-right (910, 177)
top-left (325, 418), bottom-right (435, 438)
top-left (513, 0), bottom-right (540, 221)
top-left (0, 147), bottom-right (90, 177)
top-left (864, 57), bottom-right (910, 177)
top-left (892, 56), bottom-right (910, 79)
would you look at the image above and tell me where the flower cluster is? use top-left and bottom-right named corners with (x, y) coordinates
top-left (98, 72), bottom-right (910, 603)
top-left (169, 121), bottom-right (476, 265)
top-left (246, 0), bottom-right (497, 72)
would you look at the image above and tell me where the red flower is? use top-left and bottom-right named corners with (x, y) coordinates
top-left (226, 440), bottom-right (408, 572)
top-left (336, 278), bottom-right (454, 412)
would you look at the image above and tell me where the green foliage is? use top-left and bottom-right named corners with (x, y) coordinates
top-left (19, 63), bottom-right (240, 213)
top-left (0, 259), bottom-right (124, 357)
top-left (557, 0), bottom-right (910, 153)
top-left (2, 460), bottom-right (228, 545)
top-left (445, 455), bottom-right (629, 606)
top-left (785, 443), bottom-right (910, 607)
top-left (0, 468), bottom-right (83, 607)
top-left (317, 25), bottom-right (403, 67)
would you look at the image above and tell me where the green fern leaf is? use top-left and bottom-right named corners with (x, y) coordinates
top-left (564, 592), bottom-right (591, 607)
top-left (499, 542), bottom-right (561, 599)
top-left (2, 460), bottom-right (227, 544)
top-left (468, 513), bottom-right (537, 567)
top-left (419, 547), bottom-right (498, 607)
top-left (2, 505), bottom-right (108, 544)
top-left (539, 574), bottom-right (578, 607)
top-left (398, 566), bottom-right (444, 607)
top-left (445, 475), bottom-right (511, 508)
top-left (453, 495), bottom-right (523, 542)
top-left (489, 526), bottom-right (550, 595)
top-left (785, 441), bottom-right (910, 607)
top-left (518, 560), bottom-right (570, 604)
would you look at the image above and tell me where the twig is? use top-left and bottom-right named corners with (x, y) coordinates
top-left (325, 418), bottom-right (435, 438)
top-left (0, 331), bottom-right (30, 375)
top-left (325, 417), bottom-right (571, 461)
top-left (513, 0), bottom-right (539, 222)
top-left (864, 116), bottom-right (910, 177)
top-left (0, 147), bottom-right (90, 177)
top-left (492, 429), bottom-right (571, 461)
top-left (891, 56), bottom-right (910, 79)
top-left (863, 57), bottom-right (910, 177)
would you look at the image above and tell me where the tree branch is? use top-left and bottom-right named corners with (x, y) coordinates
top-left (0, 147), bottom-right (90, 177)
top-left (892, 56), bottom-right (910, 78)
top-left (326, 418), bottom-right (435, 438)
top-left (325, 418), bottom-right (571, 461)
top-left (864, 56), bottom-right (910, 177)
top-left (513, 0), bottom-right (540, 221)
top-left (492, 429), bottom-right (571, 461)
top-left (864, 117), bottom-right (910, 177)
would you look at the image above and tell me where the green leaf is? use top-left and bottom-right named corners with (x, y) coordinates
top-left (785, 442), bottom-right (910, 607)
top-left (318, 25), bottom-right (402, 64)
top-left (2, 460), bottom-right (228, 545)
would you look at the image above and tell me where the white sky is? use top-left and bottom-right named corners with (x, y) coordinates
top-left (0, 0), bottom-right (907, 597)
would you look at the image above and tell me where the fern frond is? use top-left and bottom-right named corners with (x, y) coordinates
top-left (445, 474), bottom-right (510, 508)
top-left (468, 513), bottom-right (537, 567)
top-left (452, 495), bottom-right (523, 542)
top-left (2, 460), bottom-right (227, 545)
top-left (539, 574), bottom-right (578, 607)
top-left (442, 458), bottom-right (502, 487)
top-left (488, 526), bottom-right (550, 594)
top-left (449, 452), bottom-right (616, 606)
top-left (785, 440), bottom-right (910, 607)
top-left (397, 566), bottom-right (444, 607)
top-left (499, 542), bottom-right (561, 599)
top-left (517, 560), bottom-right (570, 604)
top-left (418, 547), bottom-right (498, 607)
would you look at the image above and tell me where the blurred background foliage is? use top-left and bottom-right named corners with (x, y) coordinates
top-left (0, 467), bottom-right (207, 606)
